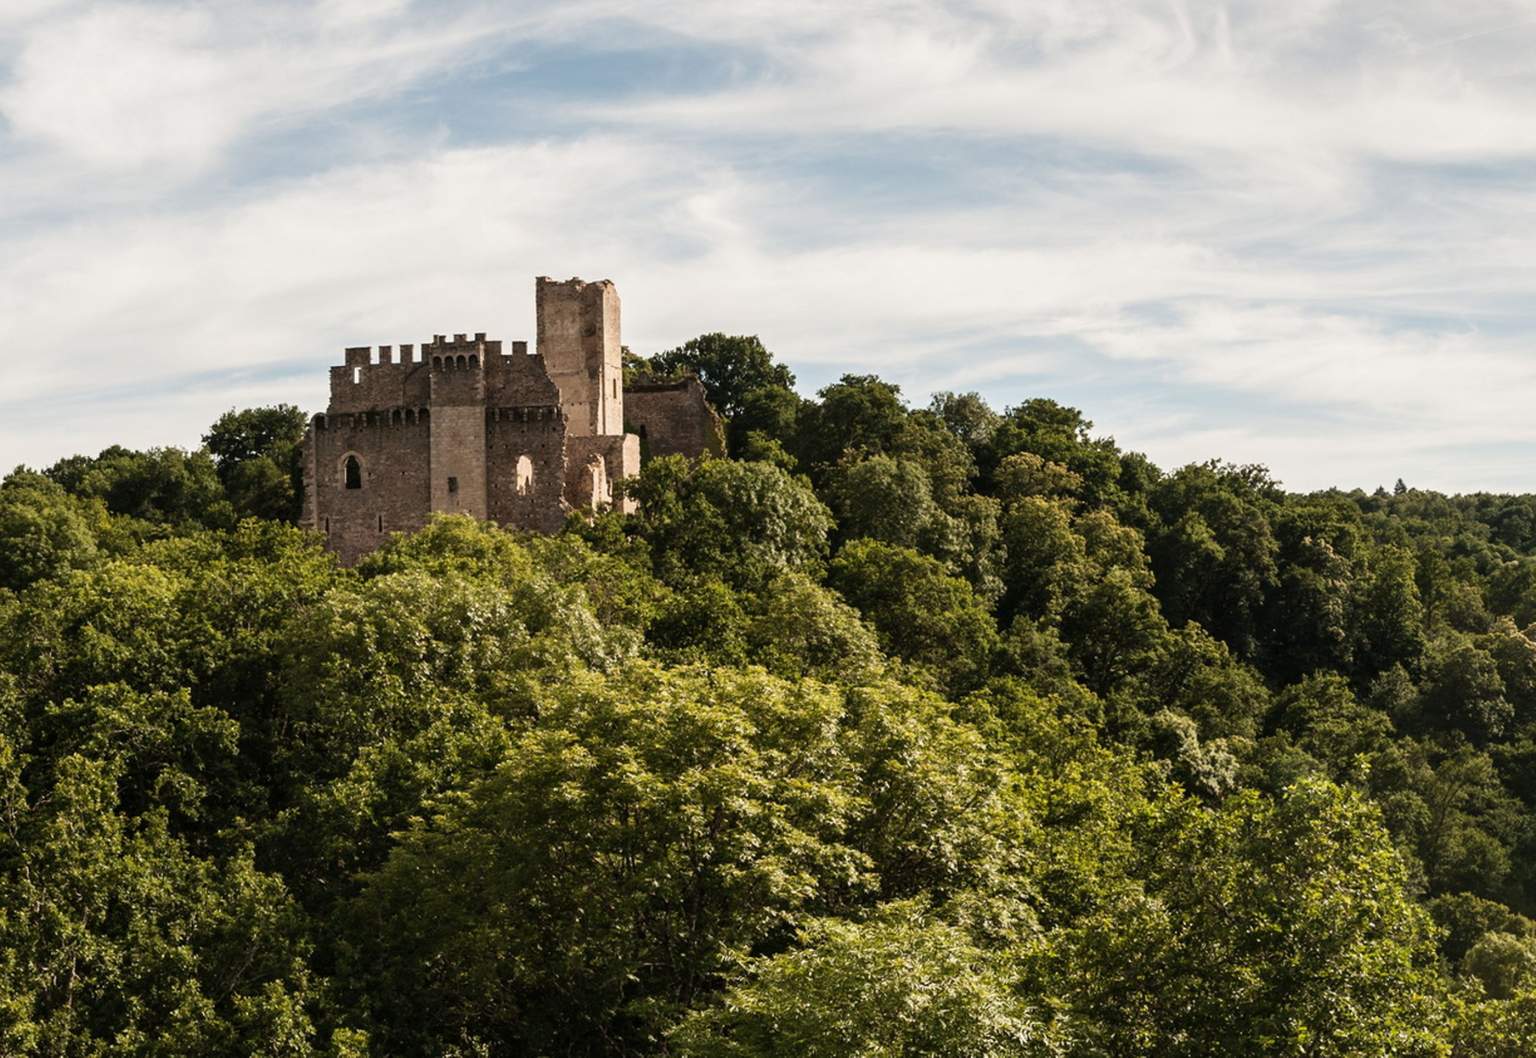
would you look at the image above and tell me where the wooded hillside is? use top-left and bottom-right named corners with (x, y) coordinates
top-left (4, 337), bottom-right (1536, 1055)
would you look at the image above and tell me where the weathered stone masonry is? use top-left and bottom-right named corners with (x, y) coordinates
top-left (301, 276), bottom-right (721, 564)
top-left (626, 376), bottom-right (726, 461)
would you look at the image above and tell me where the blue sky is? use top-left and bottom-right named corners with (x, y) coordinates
top-left (5, 0), bottom-right (1536, 492)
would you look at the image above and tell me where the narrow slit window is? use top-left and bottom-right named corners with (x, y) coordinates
top-left (377, 514), bottom-right (383, 532)
top-left (352, 366), bottom-right (361, 384)
top-left (447, 476), bottom-right (459, 494)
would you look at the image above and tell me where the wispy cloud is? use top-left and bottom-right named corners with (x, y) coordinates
top-left (0, 1), bottom-right (531, 173)
top-left (4, 0), bottom-right (1536, 492)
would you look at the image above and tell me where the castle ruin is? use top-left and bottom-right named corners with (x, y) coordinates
top-left (301, 276), bottom-right (722, 564)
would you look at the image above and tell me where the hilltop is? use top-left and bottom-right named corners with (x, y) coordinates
top-left (3, 335), bottom-right (1536, 1054)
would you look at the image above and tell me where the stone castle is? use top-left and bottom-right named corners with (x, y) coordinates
top-left (300, 276), bottom-right (722, 564)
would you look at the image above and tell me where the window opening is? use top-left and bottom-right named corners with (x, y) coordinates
top-left (344, 455), bottom-right (362, 489)
top-left (448, 476), bottom-right (459, 494)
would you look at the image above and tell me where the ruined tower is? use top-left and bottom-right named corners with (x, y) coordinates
top-left (536, 276), bottom-right (623, 437)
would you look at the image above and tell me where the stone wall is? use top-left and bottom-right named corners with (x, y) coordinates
top-left (330, 345), bottom-right (432, 412)
top-left (307, 410), bottom-right (432, 566)
top-left (625, 377), bottom-right (725, 461)
top-left (485, 344), bottom-right (564, 407)
top-left (486, 406), bottom-right (569, 533)
top-left (428, 406), bottom-right (487, 519)
top-left (426, 341), bottom-right (490, 519)
top-left (565, 433), bottom-right (640, 513)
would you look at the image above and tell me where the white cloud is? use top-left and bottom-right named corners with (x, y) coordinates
top-left (0, 0), bottom-right (531, 173)
top-left (583, 0), bottom-right (1536, 182)
top-left (5, 0), bottom-right (1536, 493)
top-left (2, 6), bottom-right (231, 168)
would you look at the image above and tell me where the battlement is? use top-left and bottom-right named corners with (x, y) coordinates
top-left (343, 344), bottom-right (428, 367)
top-left (423, 332), bottom-right (489, 349)
top-left (338, 335), bottom-right (515, 369)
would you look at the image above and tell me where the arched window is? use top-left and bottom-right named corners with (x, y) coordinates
top-left (469, 354), bottom-right (479, 368)
top-left (516, 454), bottom-right (534, 495)
top-left (456, 355), bottom-right (467, 369)
top-left (344, 454), bottom-right (363, 489)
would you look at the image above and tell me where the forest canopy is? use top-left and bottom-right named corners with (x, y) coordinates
top-left (6, 350), bottom-right (1536, 1055)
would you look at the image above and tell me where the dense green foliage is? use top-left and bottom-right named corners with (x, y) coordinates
top-left (9, 343), bottom-right (1536, 1054)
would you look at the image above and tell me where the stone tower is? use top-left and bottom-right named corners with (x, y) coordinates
top-left (536, 276), bottom-right (622, 437)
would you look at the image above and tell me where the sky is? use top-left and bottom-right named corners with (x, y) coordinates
top-left (5, 1), bottom-right (1536, 492)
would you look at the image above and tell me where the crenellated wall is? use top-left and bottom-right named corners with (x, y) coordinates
top-left (330, 345), bottom-right (431, 412)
